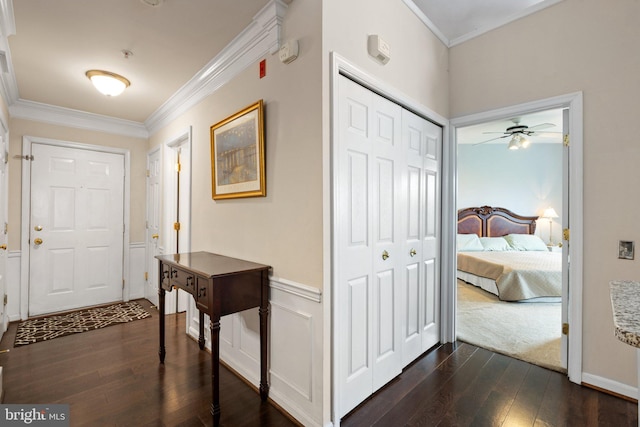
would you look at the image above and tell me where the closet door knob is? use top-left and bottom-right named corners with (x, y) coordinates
top-left (382, 250), bottom-right (390, 261)
top-left (410, 248), bottom-right (417, 257)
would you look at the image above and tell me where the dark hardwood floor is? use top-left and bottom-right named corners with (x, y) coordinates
top-left (0, 299), bottom-right (636, 426)
top-left (0, 299), bottom-right (297, 427)
top-left (342, 342), bottom-right (638, 427)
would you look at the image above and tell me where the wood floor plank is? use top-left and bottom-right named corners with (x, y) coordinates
top-left (0, 300), bottom-right (298, 427)
top-left (1, 300), bottom-right (637, 426)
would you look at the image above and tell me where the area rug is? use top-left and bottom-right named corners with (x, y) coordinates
top-left (14, 301), bottom-right (151, 347)
top-left (456, 280), bottom-right (564, 372)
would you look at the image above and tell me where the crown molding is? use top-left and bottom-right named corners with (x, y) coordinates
top-left (144, 0), bottom-right (288, 136)
top-left (0, 0), bottom-right (288, 139)
top-left (10, 99), bottom-right (149, 139)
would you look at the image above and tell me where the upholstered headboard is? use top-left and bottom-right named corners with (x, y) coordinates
top-left (457, 206), bottom-right (538, 237)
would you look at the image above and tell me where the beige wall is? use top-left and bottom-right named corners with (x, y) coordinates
top-left (149, 0), bottom-right (323, 289)
top-left (449, 0), bottom-right (640, 387)
top-left (323, 0), bottom-right (449, 119)
top-left (8, 119), bottom-right (148, 247)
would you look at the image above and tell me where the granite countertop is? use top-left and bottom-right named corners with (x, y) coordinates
top-left (610, 280), bottom-right (640, 348)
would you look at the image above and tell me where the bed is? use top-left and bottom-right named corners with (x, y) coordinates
top-left (457, 206), bottom-right (561, 302)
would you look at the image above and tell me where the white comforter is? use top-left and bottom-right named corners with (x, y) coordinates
top-left (457, 251), bottom-right (562, 301)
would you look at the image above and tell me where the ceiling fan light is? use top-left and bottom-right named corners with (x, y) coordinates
top-left (520, 135), bottom-right (531, 148)
top-left (508, 137), bottom-right (519, 150)
top-left (86, 70), bottom-right (130, 96)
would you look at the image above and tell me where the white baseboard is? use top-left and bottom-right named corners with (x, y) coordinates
top-left (582, 372), bottom-right (637, 400)
top-left (186, 276), bottom-right (324, 427)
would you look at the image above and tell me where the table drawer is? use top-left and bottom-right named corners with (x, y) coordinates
top-left (170, 267), bottom-right (196, 294)
top-left (196, 277), bottom-right (210, 312)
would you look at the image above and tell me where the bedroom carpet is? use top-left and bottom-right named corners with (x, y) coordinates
top-left (14, 300), bottom-right (151, 347)
top-left (456, 280), bottom-right (564, 372)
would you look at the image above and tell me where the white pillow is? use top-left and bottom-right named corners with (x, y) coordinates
top-left (504, 234), bottom-right (548, 251)
top-left (457, 233), bottom-right (483, 251)
top-left (479, 237), bottom-right (511, 251)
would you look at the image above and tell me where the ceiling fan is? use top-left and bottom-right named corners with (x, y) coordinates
top-left (473, 119), bottom-right (558, 149)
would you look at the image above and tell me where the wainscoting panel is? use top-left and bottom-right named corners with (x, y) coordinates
top-left (7, 251), bottom-right (21, 322)
top-left (186, 276), bottom-right (323, 427)
top-left (129, 242), bottom-right (146, 300)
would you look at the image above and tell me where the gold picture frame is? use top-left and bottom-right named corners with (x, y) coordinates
top-left (210, 100), bottom-right (266, 200)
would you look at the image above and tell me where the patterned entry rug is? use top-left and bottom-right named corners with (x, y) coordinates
top-left (14, 301), bottom-right (151, 347)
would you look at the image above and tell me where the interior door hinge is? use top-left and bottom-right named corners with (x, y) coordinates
top-left (562, 322), bottom-right (569, 335)
top-left (3, 294), bottom-right (6, 306)
top-left (13, 154), bottom-right (34, 161)
top-left (563, 134), bottom-right (570, 147)
top-left (122, 279), bottom-right (125, 289)
top-left (174, 222), bottom-right (181, 231)
top-left (146, 169), bottom-right (150, 177)
top-left (563, 228), bottom-right (570, 242)
top-left (144, 272), bottom-right (148, 281)
top-left (176, 162), bottom-right (181, 173)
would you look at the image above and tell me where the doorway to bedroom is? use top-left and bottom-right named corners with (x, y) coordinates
top-left (454, 107), bottom-right (566, 372)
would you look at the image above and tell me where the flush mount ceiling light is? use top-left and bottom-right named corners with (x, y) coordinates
top-left (86, 70), bottom-right (130, 97)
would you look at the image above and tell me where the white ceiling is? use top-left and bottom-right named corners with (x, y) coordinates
top-left (7, 0), bottom-right (271, 124)
top-left (3, 0), bottom-right (563, 130)
top-left (406, 0), bottom-right (563, 47)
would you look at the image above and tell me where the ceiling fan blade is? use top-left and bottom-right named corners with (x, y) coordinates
top-left (527, 122), bottom-right (556, 131)
top-left (481, 131), bottom-right (509, 135)
top-left (534, 131), bottom-right (562, 137)
top-left (472, 135), bottom-right (509, 146)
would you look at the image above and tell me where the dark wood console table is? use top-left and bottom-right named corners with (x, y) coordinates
top-left (156, 251), bottom-right (271, 425)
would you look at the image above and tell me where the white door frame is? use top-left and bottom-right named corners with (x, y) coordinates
top-left (449, 92), bottom-right (584, 384)
top-left (145, 146), bottom-right (162, 306)
top-left (0, 116), bottom-right (8, 340)
top-left (328, 53), bottom-right (452, 425)
top-left (163, 127), bottom-right (192, 316)
top-left (20, 136), bottom-right (131, 320)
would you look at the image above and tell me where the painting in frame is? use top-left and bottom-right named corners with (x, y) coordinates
top-left (210, 100), bottom-right (265, 200)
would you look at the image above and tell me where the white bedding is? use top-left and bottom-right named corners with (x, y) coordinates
top-left (457, 251), bottom-right (562, 302)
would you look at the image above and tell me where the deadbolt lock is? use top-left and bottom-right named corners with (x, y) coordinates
top-left (34, 225), bottom-right (43, 231)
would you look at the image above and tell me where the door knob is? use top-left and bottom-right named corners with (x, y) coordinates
top-left (0, 244), bottom-right (6, 250)
top-left (152, 234), bottom-right (159, 239)
top-left (410, 248), bottom-right (417, 257)
top-left (34, 238), bottom-right (43, 246)
top-left (382, 250), bottom-right (390, 261)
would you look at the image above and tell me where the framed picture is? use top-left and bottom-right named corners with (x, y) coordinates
top-left (210, 100), bottom-right (265, 200)
top-left (618, 240), bottom-right (634, 260)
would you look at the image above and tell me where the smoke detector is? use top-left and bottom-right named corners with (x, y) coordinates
top-left (140, 0), bottom-right (163, 7)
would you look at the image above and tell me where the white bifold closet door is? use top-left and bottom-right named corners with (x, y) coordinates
top-left (336, 75), bottom-right (441, 418)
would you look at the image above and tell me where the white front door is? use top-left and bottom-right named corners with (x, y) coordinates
top-left (0, 132), bottom-right (8, 340)
top-left (145, 148), bottom-right (161, 306)
top-left (29, 142), bottom-right (125, 316)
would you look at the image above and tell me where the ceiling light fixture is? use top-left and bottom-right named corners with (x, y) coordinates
top-left (507, 133), bottom-right (530, 150)
top-left (86, 70), bottom-right (130, 97)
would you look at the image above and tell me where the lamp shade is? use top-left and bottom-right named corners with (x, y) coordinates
top-left (86, 70), bottom-right (130, 96)
top-left (542, 207), bottom-right (559, 219)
